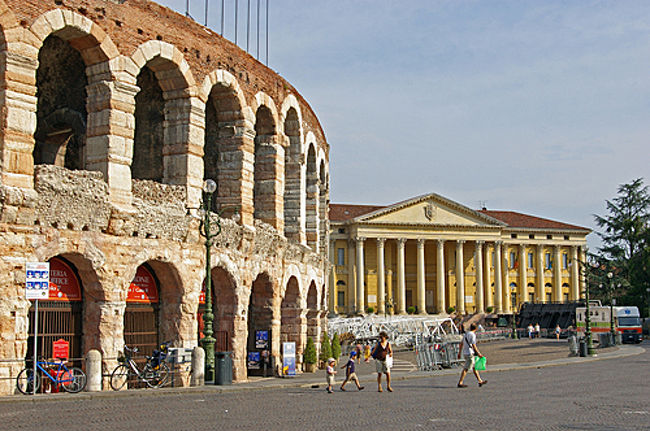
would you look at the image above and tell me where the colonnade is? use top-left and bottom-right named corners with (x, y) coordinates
top-left (331, 237), bottom-right (586, 315)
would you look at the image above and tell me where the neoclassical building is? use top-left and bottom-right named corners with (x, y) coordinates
top-left (329, 193), bottom-right (590, 316)
top-left (0, 0), bottom-right (329, 394)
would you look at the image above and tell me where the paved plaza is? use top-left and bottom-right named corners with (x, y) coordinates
top-left (1, 341), bottom-right (648, 431)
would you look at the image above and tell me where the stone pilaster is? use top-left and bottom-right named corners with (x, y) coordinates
top-left (554, 245), bottom-right (562, 302)
top-left (519, 244), bottom-right (527, 304)
top-left (494, 241), bottom-right (503, 313)
top-left (376, 238), bottom-right (386, 314)
top-left (355, 237), bottom-right (365, 314)
top-left (396, 238), bottom-right (407, 315)
top-left (536, 244), bottom-right (545, 302)
top-left (475, 241), bottom-right (484, 313)
top-left (455, 240), bottom-right (465, 314)
top-left (347, 239), bottom-right (356, 314)
top-left (484, 243), bottom-right (493, 310)
top-left (436, 240), bottom-right (446, 313)
top-left (571, 246), bottom-right (580, 301)
top-left (416, 239), bottom-right (427, 314)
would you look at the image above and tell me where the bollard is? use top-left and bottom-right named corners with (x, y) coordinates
top-left (86, 349), bottom-right (102, 392)
top-left (191, 346), bottom-right (205, 387)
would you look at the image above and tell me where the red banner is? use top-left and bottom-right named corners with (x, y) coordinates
top-left (127, 266), bottom-right (159, 303)
top-left (48, 258), bottom-right (82, 301)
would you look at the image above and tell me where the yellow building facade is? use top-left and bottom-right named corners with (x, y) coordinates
top-left (329, 193), bottom-right (590, 315)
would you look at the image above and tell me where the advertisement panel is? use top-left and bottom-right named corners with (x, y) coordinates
top-left (247, 352), bottom-right (261, 369)
top-left (127, 266), bottom-right (159, 303)
top-left (255, 330), bottom-right (269, 349)
top-left (48, 258), bottom-right (82, 301)
top-left (282, 342), bottom-right (296, 377)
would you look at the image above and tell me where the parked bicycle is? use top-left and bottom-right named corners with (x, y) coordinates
top-left (16, 358), bottom-right (87, 395)
top-left (110, 343), bottom-right (170, 390)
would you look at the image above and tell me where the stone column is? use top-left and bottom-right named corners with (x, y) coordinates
top-left (396, 238), bottom-right (407, 314)
top-left (456, 240), bottom-right (466, 314)
top-left (504, 244), bottom-right (512, 312)
top-left (329, 241), bottom-right (337, 313)
top-left (376, 238), bottom-right (386, 314)
top-left (484, 243), bottom-right (493, 310)
top-left (494, 241), bottom-right (503, 313)
top-left (519, 244), bottom-right (527, 304)
top-left (536, 244), bottom-right (545, 303)
top-left (554, 245), bottom-right (562, 302)
top-left (416, 239), bottom-right (427, 314)
top-left (347, 239), bottom-right (356, 313)
top-left (355, 237), bottom-right (366, 314)
top-left (475, 241), bottom-right (485, 313)
top-left (436, 240), bottom-right (446, 314)
top-left (571, 246), bottom-right (580, 300)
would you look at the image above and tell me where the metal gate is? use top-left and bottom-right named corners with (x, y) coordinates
top-left (124, 303), bottom-right (159, 359)
top-left (197, 307), bottom-right (231, 351)
top-left (26, 301), bottom-right (82, 363)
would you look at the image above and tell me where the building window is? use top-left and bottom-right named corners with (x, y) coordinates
top-left (528, 252), bottom-right (533, 269)
top-left (338, 228), bottom-right (345, 234)
top-left (510, 252), bottom-right (516, 269)
top-left (562, 253), bottom-right (568, 269)
top-left (545, 253), bottom-right (551, 270)
top-left (529, 234), bottom-right (534, 239)
top-left (547, 234), bottom-right (553, 240)
top-left (337, 248), bottom-right (345, 266)
top-left (511, 233), bottom-right (517, 239)
top-left (564, 235), bottom-right (570, 240)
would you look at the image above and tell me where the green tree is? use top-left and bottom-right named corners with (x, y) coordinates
top-left (593, 178), bottom-right (650, 313)
top-left (319, 332), bottom-right (332, 363)
top-left (331, 333), bottom-right (341, 360)
top-left (303, 337), bottom-right (317, 364)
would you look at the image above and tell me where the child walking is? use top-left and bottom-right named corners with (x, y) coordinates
top-left (340, 351), bottom-right (365, 391)
top-left (326, 358), bottom-right (337, 393)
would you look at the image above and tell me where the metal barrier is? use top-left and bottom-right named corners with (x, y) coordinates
top-left (415, 340), bottom-right (464, 370)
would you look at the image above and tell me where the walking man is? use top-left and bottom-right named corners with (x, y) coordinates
top-left (457, 323), bottom-right (487, 388)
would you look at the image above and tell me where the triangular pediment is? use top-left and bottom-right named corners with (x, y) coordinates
top-left (354, 193), bottom-right (504, 227)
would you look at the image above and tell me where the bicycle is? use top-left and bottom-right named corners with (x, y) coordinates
top-left (110, 343), bottom-right (170, 390)
top-left (16, 358), bottom-right (87, 395)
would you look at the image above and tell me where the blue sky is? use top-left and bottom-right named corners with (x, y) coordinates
top-left (157, 1), bottom-right (650, 249)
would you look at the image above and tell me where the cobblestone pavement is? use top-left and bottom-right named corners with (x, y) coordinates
top-left (1, 342), bottom-right (648, 431)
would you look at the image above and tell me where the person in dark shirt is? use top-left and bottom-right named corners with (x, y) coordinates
top-left (340, 351), bottom-right (364, 391)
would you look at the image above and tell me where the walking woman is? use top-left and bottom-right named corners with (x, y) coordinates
top-left (371, 331), bottom-right (393, 392)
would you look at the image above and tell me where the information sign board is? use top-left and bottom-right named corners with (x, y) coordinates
top-left (247, 352), bottom-right (261, 369)
top-left (26, 262), bottom-right (50, 300)
top-left (255, 330), bottom-right (268, 349)
top-left (282, 342), bottom-right (296, 377)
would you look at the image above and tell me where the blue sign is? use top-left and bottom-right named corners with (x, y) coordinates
top-left (282, 342), bottom-right (296, 377)
top-left (255, 330), bottom-right (269, 349)
top-left (247, 352), bottom-right (261, 369)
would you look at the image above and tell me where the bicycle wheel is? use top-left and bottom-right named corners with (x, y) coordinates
top-left (144, 362), bottom-right (170, 388)
top-left (60, 367), bottom-right (87, 393)
top-left (110, 364), bottom-right (130, 391)
top-left (16, 368), bottom-right (41, 395)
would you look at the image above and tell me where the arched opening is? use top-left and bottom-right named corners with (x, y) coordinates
top-left (198, 267), bottom-right (237, 353)
top-left (305, 144), bottom-right (318, 250)
top-left (527, 283), bottom-right (535, 302)
top-left (124, 264), bottom-right (160, 360)
top-left (253, 105), bottom-right (277, 224)
top-left (26, 257), bottom-right (84, 371)
top-left (283, 108), bottom-right (302, 242)
top-left (305, 282), bottom-right (319, 360)
top-left (33, 35), bottom-right (87, 170)
top-left (562, 283), bottom-right (570, 302)
top-left (281, 276), bottom-right (304, 367)
top-left (247, 273), bottom-right (274, 376)
top-left (204, 84), bottom-right (245, 213)
top-left (132, 66), bottom-right (164, 181)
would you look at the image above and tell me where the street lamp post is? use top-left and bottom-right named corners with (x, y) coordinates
top-left (511, 285), bottom-right (518, 339)
top-left (583, 261), bottom-right (597, 356)
top-left (198, 179), bottom-right (239, 383)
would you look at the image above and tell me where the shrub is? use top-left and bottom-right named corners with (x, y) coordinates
top-left (331, 333), bottom-right (341, 360)
top-left (447, 306), bottom-right (456, 314)
top-left (407, 306), bottom-right (416, 314)
top-left (486, 306), bottom-right (494, 313)
top-left (366, 306), bottom-right (374, 314)
top-left (303, 337), bottom-right (317, 364)
top-left (319, 332), bottom-right (332, 363)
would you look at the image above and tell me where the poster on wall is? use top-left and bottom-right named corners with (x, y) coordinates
top-left (48, 258), bottom-right (82, 301)
top-left (247, 352), bottom-right (261, 369)
top-left (282, 342), bottom-right (296, 377)
top-left (255, 330), bottom-right (269, 349)
top-left (26, 262), bottom-right (50, 300)
top-left (127, 266), bottom-right (159, 303)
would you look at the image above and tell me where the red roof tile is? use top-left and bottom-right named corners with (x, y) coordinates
top-left (329, 204), bottom-right (385, 222)
top-left (478, 210), bottom-right (589, 231)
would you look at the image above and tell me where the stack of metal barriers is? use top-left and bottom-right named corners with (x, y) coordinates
top-left (415, 339), bottom-right (464, 371)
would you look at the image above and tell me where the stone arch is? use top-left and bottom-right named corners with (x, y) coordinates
top-left (247, 272), bottom-right (276, 376)
top-left (201, 70), bottom-right (250, 216)
top-left (29, 10), bottom-right (120, 179)
top-left (253, 93), bottom-right (283, 229)
top-left (281, 275), bottom-right (305, 368)
top-left (128, 41), bottom-right (202, 207)
top-left (317, 152), bottom-right (329, 254)
top-left (198, 266), bottom-right (238, 354)
top-left (282, 99), bottom-right (304, 243)
top-left (305, 142), bottom-right (319, 251)
top-left (305, 280), bottom-right (320, 358)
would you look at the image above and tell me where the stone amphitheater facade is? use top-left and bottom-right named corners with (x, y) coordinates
top-left (0, 0), bottom-right (330, 394)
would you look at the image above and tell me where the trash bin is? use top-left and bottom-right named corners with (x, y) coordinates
top-left (215, 351), bottom-right (232, 385)
top-left (579, 340), bottom-right (587, 357)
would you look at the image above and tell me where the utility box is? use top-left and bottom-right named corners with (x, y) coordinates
top-left (215, 351), bottom-right (232, 385)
